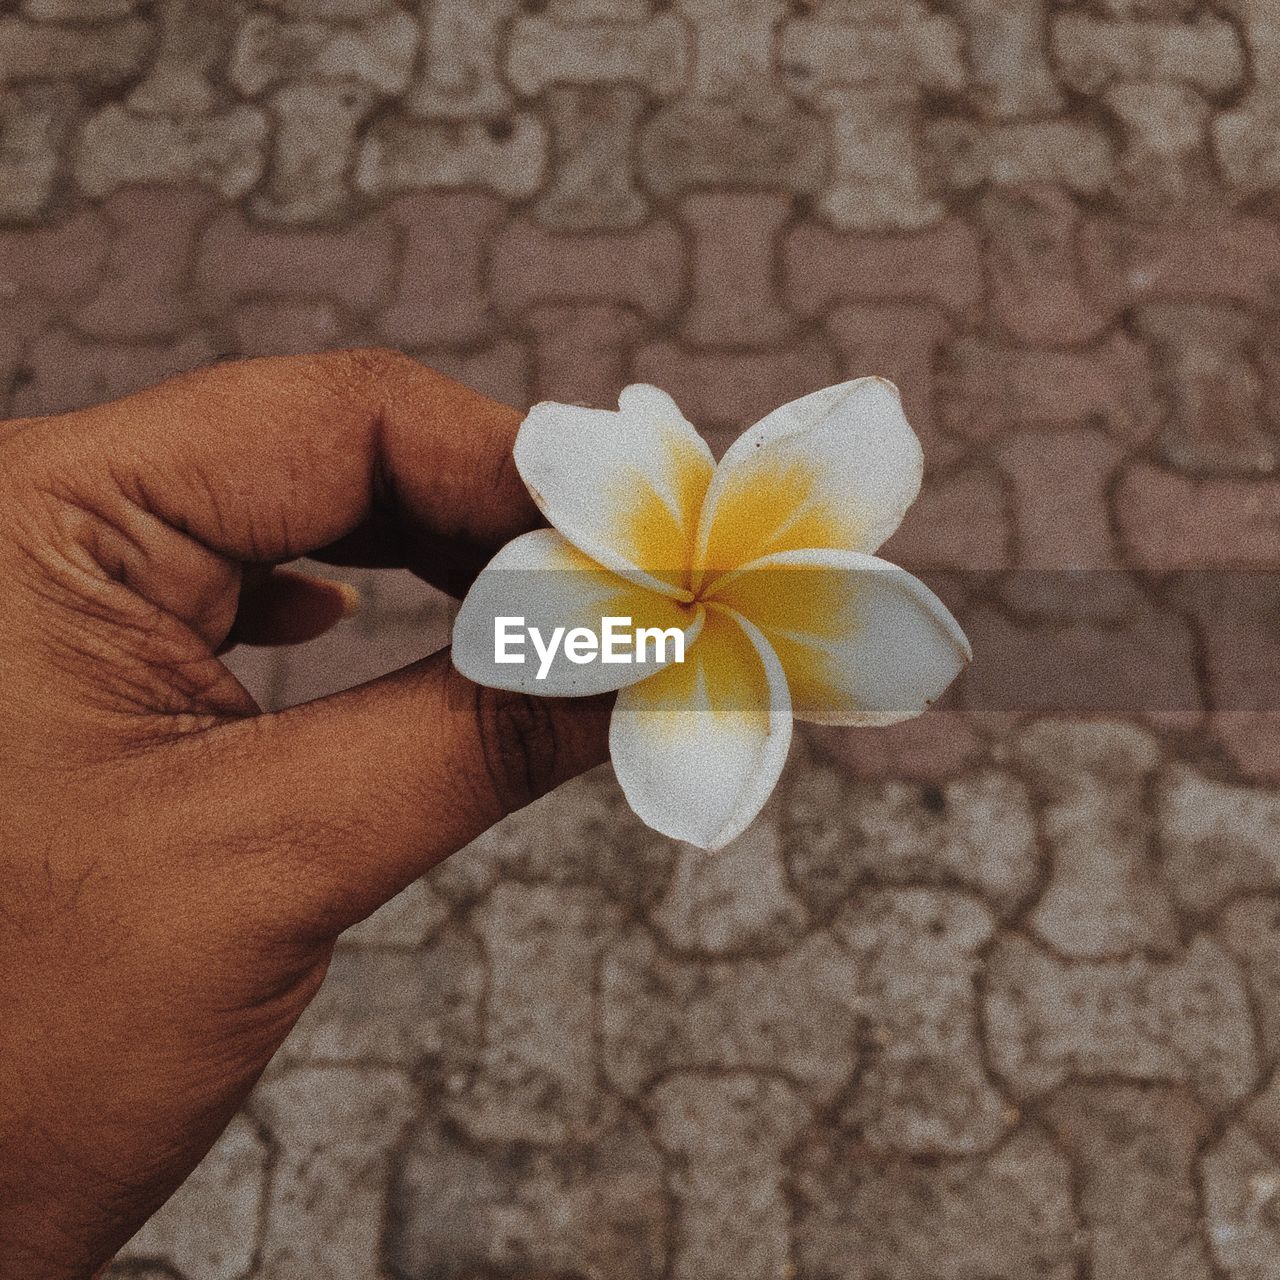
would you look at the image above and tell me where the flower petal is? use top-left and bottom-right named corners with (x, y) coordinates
top-left (693, 377), bottom-right (922, 585)
top-left (453, 529), bottom-right (702, 696)
top-left (705, 549), bottom-right (970, 726)
top-left (609, 606), bottom-right (792, 849)
top-left (514, 384), bottom-right (715, 599)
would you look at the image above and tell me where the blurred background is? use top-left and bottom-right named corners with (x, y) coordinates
top-left (5, 1), bottom-right (1280, 1276)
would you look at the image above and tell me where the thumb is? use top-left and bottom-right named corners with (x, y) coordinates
top-left (183, 650), bottom-right (611, 939)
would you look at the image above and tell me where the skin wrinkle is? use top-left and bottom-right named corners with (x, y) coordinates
top-left (0, 351), bottom-right (610, 1279)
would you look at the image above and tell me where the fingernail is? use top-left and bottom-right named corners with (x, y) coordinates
top-left (324, 580), bottom-right (362, 618)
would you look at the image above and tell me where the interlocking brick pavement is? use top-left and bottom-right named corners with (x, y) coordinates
top-left (4, 1), bottom-right (1279, 1274)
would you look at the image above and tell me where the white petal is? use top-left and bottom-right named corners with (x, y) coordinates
top-left (514, 385), bottom-right (715, 599)
top-left (693, 377), bottom-right (922, 585)
top-left (453, 529), bottom-right (702, 696)
top-left (609, 607), bottom-right (792, 849)
top-left (706, 548), bottom-right (970, 726)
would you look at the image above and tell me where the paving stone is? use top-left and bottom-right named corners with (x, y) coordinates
top-left (533, 85), bottom-right (649, 232)
top-left (196, 209), bottom-right (396, 312)
top-left (1245, 1069), bottom-right (1280, 1164)
top-left (1213, 713), bottom-right (1280, 787)
top-left (230, 298), bottom-right (354, 356)
top-left (1116, 464), bottom-right (1280, 569)
top-left (984, 933), bottom-right (1260, 1109)
top-left (447, 883), bottom-right (620, 1144)
top-left (1053, 14), bottom-right (1245, 97)
top-left (783, 763), bottom-right (1040, 919)
top-left (252, 1066), bottom-right (417, 1280)
top-left (0, 13), bottom-right (151, 84)
top-left (823, 301), bottom-right (953, 460)
top-left (254, 80), bottom-right (379, 223)
top-left (1214, 0), bottom-right (1280, 197)
top-left (76, 104), bottom-right (269, 199)
top-left (281, 926), bottom-right (483, 1067)
top-left (799, 710), bottom-right (988, 786)
top-left (997, 428), bottom-right (1123, 569)
top-left (939, 331), bottom-right (1160, 444)
top-left (1094, 0), bottom-right (1203, 13)
top-left (1218, 894), bottom-right (1280, 1065)
top-left (1160, 766), bottom-right (1280, 918)
top-left (76, 186), bottom-right (214, 340)
top-left (0, 206), bottom-right (108, 304)
top-left (679, 192), bottom-right (795, 347)
top-left (23, 0), bottom-right (139, 15)
top-left (407, 0), bottom-right (514, 119)
top-left (995, 428), bottom-right (1149, 622)
top-left (457, 765), bottom-right (679, 907)
top-left (952, 0), bottom-right (1062, 120)
top-left (125, 0), bottom-right (234, 117)
top-left (649, 1072), bottom-right (809, 1280)
top-left (389, 1110), bottom-right (669, 1280)
top-left (545, 0), bottom-right (651, 17)
top-left (794, 1124), bottom-right (1077, 1280)
top-left (527, 302), bottom-right (644, 406)
top-left (228, 7), bottom-right (417, 97)
top-left (818, 86), bottom-right (946, 230)
top-left (1136, 303), bottom-right (1275, 475)
top-left (1014, 719), bottom-right (1178, 957)
top-left (340, 873), bottom-right (453, 948)
top-left (1045, 1083), bottom-right (1214, 1280)
top-left (779, 9), bottom-right (966, 100)
top-left (507, 13), bottom-right (689, 96)
top-left (11, 328), bottom-right (217, 417)
top-left (1202, 1121), bottom-right (1280, 1280)
top-left (639, 89), bottom-right (828, 197)
top-left (377, 191), bottom-right (503, 348)
top-left (1169, 568), bottom-right (1280, 719)
top-left (259, 0), bottom-right (394, 15)
top-left (419, 336), bottom-right (530, 408)
top-left (929, 117), bottom-right (1116, 196)
top-left (680, 0), bottom-right (786, 100)
top-left (1082, 212), bottom-right (1280, 313)
top-left (962, 602), bottom-right (1201, 716)
top-left (273, 604), bottom-right (448, 707)
top-left (633, 336), bottom-right (839, 432)
top-left (980, 185), bottom-right (1109, 344)
top-left (833, 887), bottom-right (1011, 1154)
top-left (114, 1114), bottom-right (268, 1280)
top-left (1105, 81), bottom-right (1219, 219)
top-left (649, 816), bottom-right (809, 956)
top-left (220, 642), bottom-right (282, 711)
top-left (0, 325), bottom-right (24, 417)
top-left (784, 217), bottom-right (983, 319)
top-left (491, 217), bottom-right (683, 320)
top-left (356, 112), bottom-right (547, 200)
top-left (0, 82), bottom-right (70, 223)
top-left (602, 926), bottom-right (862, 1105)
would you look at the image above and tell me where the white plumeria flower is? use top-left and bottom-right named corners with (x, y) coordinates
top-left (453, 379), bottom-right (970, 850)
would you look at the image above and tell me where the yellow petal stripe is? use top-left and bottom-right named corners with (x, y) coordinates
top-left (704, 559), bottom-right (863, 719)
top-left (695, 448), bottom-right (865, 586)
top-left (705, 550), bottom-right (971, 726)
top-left (611, 423), bottom-right (713, 595)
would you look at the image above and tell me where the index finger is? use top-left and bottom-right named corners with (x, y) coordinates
top-left (53, 348), bottom-right (540, 578)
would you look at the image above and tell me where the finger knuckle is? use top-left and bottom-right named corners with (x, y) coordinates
top-left (472, 685), bottom-right (560, 813)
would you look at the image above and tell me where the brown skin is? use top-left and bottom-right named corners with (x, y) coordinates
top-left (0, 350), bottom-right (610, 1279)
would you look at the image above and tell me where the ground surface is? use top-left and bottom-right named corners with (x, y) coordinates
top-left (5, 2), bottom-right (1280, 1277)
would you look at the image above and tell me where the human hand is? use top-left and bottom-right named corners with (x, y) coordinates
top-left (0, 350), bottom-right (610, 1278)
